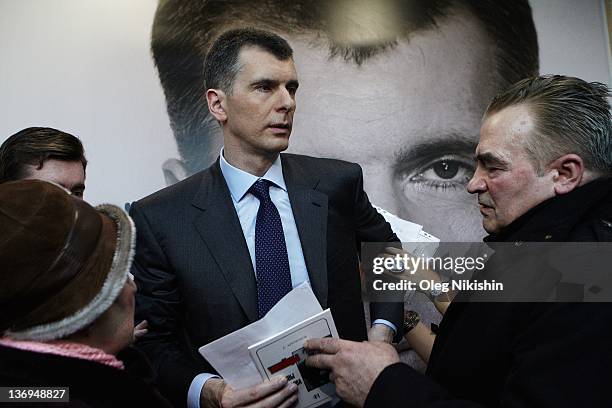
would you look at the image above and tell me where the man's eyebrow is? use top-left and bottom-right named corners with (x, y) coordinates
top-left (394, 135), bottom-right (478, 165)
top-left (250, 78), bottom-right (299, 89)
top-left (250, 78), bottom-right (277, 88)
top-left (475, 152), bottom-right (508, 167)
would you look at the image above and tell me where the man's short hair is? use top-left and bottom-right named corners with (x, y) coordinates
top-left (152, 0), bottom-right (539, 174)
top-left (485, 75), bottom-right (612, 176)
top-left (204, 28), bottom-right (293, 94)
top-left (0, 127), bottom-right (87, 183)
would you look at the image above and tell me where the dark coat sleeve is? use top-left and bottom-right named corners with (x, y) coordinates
top-left (351, 163), bottom-right (404, 338)
top-left (130, 201), bottom-right (213, 407)
top-left (366, 303), bottom-right (612, 408)
top-left (365, 363), bottom-right (484, 408)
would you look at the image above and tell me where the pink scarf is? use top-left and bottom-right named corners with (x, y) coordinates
top-left (0, 337), bottom-right (124, 370)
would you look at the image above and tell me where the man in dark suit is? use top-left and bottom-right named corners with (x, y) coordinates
top-left (131, 28), bottom-right (402, 408)
top-left (305, 75), bottom-right (612, 407)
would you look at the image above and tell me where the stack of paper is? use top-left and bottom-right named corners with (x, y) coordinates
top-left (199, 284), bottom-right (338, 407)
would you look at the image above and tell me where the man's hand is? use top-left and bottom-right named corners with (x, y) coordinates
top-left (304, 338), bottom-right (400, 407)
top-left (201, 377), bottom-right (298, 408)
top-left (367, 323), bottom-right (394, 343)
top-left (133, 320), bottom-right (148, 341)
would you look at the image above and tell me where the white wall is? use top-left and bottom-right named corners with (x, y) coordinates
top-left (0, 0), bottom-right (609, 206)
top-left (532, 0), bottom-right (610, 83)
top-left (0, 0), bottom-right (174, 206)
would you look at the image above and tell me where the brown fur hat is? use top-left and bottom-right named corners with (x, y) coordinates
top-left (0, 180), bottom-right (135, 340)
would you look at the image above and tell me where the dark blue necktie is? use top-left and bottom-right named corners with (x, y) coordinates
top-left (249, 179), bottom-right (292, 318)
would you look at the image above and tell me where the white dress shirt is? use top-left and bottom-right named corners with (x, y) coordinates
top-left (219, 151), bottom-right (310, 286)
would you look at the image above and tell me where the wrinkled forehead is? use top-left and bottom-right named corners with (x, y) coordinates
top-left (480, 105), bottom-right (536, 146)
top-left (476, 106), bottom-right (538, 163)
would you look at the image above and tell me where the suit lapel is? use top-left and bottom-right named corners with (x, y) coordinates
top-left (191, 162), bottom-right (258, 322)
top-left (283, 156), bottom-right (329, 308)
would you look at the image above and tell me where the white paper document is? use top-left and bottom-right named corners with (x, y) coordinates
top-left (249, 309), bottom-right (338, 408)
top-left (373, 204), bottom-right (440, 257)
top-left (198, 283), bottom-right (323, 389)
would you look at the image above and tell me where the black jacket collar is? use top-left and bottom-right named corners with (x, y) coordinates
top-left (485, 176), bottom-right (612, 243)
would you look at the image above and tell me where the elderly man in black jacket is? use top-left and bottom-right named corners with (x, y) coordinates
top-left (305, 75), bottom-right (612, 407)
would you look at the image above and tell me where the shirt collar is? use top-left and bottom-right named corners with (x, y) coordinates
top-left (219, 148), bottom-right (287, 203)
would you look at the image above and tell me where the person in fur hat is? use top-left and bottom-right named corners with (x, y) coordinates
top-left (0, 180), bottom-right (170, 407)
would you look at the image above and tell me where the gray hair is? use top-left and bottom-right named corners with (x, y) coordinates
top-left (485, 75), bottom-right (612, 175)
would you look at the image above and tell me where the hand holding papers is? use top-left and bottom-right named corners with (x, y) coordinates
top-left (199, 283), bottom-right (339, 407)
top-left (249, 309), bottom-right (338, 407)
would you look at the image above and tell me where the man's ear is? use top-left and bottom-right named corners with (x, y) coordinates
top-left (162, 158), bottom-right (188, 186)
top-left (206, 89), bottom-right (227, 122)
top-left (548, 154), bottom-right (585, 195)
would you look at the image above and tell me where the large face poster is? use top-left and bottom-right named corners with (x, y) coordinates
top-left (0, 0), bottom-right (610, 242)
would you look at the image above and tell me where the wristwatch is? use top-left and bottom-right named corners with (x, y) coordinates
top-left (429, 288), bottom-right (443, 298)
top-left (403, 310), bottom-right (420, 333)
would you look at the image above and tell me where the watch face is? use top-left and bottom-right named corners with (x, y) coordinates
top-left (403, 311), bottom-right (420, 332)
top-left (430, 289), bottom-right (443, 297)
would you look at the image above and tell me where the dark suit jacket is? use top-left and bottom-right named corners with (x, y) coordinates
top-left (365, 178), bottom-right (612, 407)
top-left (131, 154), bottom-right (402, 406)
